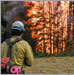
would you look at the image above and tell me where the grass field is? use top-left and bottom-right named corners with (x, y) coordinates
top-left (25, 56), bottom-right (74, 74)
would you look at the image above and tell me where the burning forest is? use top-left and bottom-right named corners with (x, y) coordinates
top-left (1, 1), bottom-right (74, 56)
top-left (24, 1), bottom-right (74, 55)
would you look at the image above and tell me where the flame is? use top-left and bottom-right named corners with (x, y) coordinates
top-left (33, 11), bottom-right (37, 14)
top-left (24, 1), bottom-right (72, 55)
top-left (25, 1), bottom-right (36, 16)
top-left (61, 1), bottom-right (69, 9)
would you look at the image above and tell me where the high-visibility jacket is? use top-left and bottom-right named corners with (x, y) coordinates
top-left (1, 36), bottom-right (34, 72)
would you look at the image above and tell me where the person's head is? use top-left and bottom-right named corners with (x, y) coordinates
top-left (10, 21), bottom-right (26, 37)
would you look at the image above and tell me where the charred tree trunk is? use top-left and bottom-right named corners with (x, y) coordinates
top-left (49, 1), bottom-right (52, 54)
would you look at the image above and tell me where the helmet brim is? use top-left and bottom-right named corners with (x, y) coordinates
top-left (9, 27), bottom-right (26, 31)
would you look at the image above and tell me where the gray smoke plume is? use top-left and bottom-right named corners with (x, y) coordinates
top-left (3, 1), bottom-right (25, 22)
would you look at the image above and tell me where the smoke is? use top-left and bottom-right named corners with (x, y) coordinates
top-left (3, 1), bottom-right (26, 22)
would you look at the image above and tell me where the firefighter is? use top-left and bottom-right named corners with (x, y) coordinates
top-left (1, 21), bottom-right (34, 74)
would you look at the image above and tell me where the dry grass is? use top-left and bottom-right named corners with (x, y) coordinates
top-left (25, 56), bottom-right (74, 74)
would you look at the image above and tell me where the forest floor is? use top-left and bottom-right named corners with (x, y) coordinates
top-left (25, 56), bottom-right (74, 74)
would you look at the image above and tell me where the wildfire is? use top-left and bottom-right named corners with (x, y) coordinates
top-left (33, 11), bottom-right (36, 14)
top-left (24, 1), bottom-right (73, 55)
top-left (24, 1), bottom-right (37, 16)
top-left (61, 1), bottom-right (69, 9)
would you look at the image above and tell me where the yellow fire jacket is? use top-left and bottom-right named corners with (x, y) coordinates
top-left (1, 36), bottom-right (34, 72)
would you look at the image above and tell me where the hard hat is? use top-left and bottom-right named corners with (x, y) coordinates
top-left (10, 21), bottom-right (26, 31)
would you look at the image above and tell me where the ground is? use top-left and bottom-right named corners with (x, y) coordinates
top-left (25, 56), bottom-right (74, 74)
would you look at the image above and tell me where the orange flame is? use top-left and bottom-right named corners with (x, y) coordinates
top-left (24, 1), bottom-right (71, 55)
